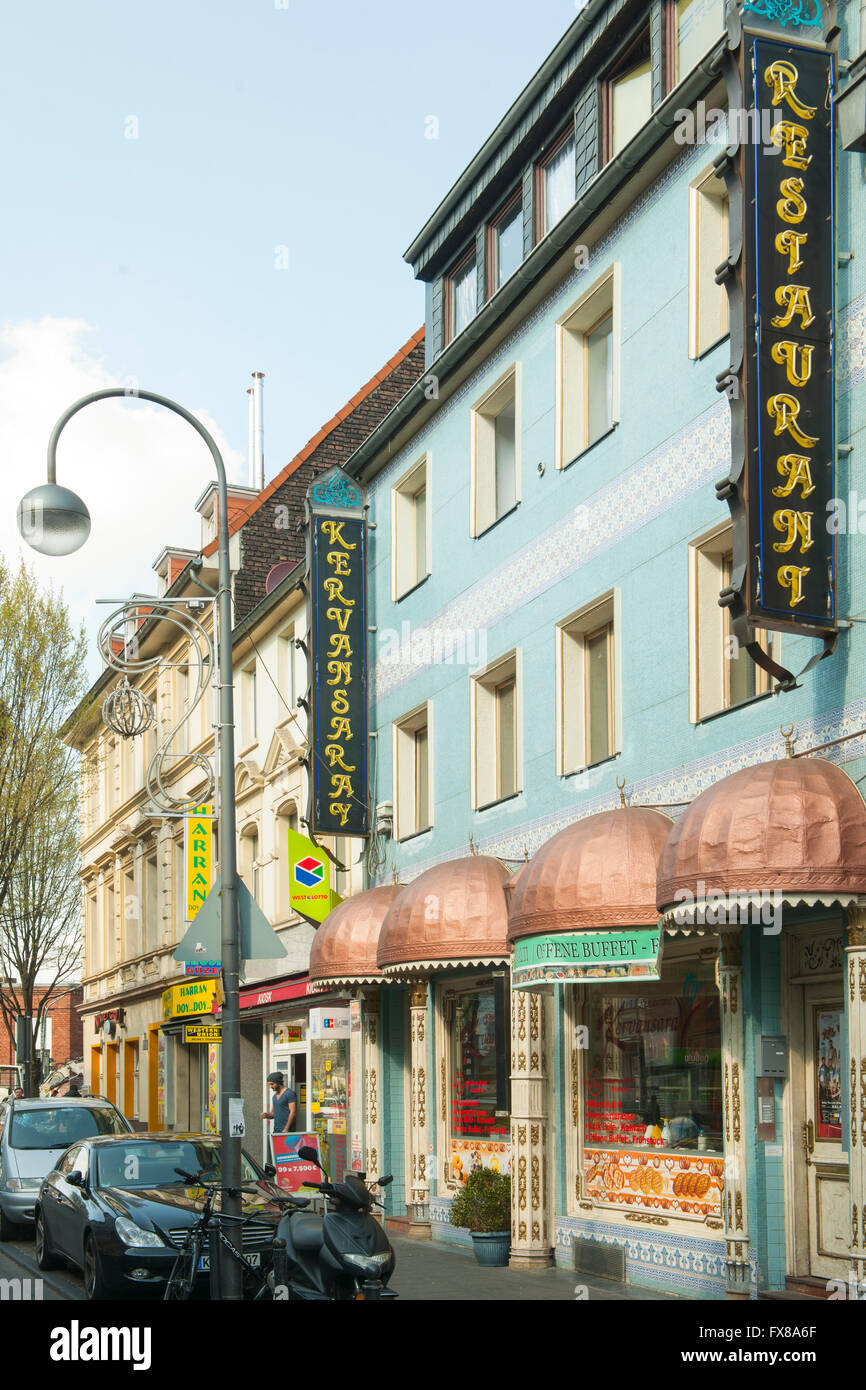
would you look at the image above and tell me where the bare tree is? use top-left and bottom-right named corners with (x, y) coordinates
top-left (0, 556), bottom-right (88, 1092)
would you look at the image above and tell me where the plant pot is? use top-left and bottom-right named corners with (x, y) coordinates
top-left (470, 1231), bottom-right (511, 1267)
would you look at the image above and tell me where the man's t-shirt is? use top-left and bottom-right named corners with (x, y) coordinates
top-left (272, 1086), bottom-right (298, 1134)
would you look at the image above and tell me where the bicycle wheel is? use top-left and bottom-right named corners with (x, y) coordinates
top-left (164, 1235), bottom-right (200, 1300)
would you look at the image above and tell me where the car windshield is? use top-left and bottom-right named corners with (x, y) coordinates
top-left (9, 1107), bottom-right (127, 1150)
top-left (95, 1140), bottom-right (260, 1190)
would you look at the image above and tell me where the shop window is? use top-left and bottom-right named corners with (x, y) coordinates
top-left (536, 127), bottom-right (576, 239)
top-left (471, 651), bottom-right (521, 809)
top-left (690, 523), bottom-right (773, 721)
top-left (392, 455), bottom-right (431, 599)
top-left (445, 247), bottom-right (477, 344)
top-left (393, 704), bottom-right (432, 840)
top-left (445, 980), bottom-right (510, 1187)
top-left (669, 0), bottom-right (724, 88)
top-left (556, 265), bottom-right (620, 467)
top-left (689, 166), bottom-right (729, 358)
top-left (557, 593), bottom-right (620, 774)
top-left (470, 366), bottom-right (520, 537)
top-left (604, 28), bottom-right (652, 162)
top-left (487, 191), bottom-right (523, 292)
top-left (581, 955), bottom-right (724, 1217)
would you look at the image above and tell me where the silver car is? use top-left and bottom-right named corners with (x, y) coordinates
top-left (0, 1097), bottom-right (132, 1238)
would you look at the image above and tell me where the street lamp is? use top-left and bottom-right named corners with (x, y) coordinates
top-left (17, 387), bottom-right (245, 1299)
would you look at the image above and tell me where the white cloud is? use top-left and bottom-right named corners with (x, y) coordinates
top-left (0, 318), bottom-right (244, 677)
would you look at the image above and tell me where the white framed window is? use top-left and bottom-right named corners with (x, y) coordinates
top-left (556, 265), bottom-right (621, 468)
top-left (470, 366), bottom-right (521, 537)
top-left (104, 879), bottom-right (116, 968)
top-left (689, 523), bottom-right (774, 721)
top-left (242, 661), bottom-right (257, 747)
top-left (689, 165), bottom-right (729, 358)
top-left (122, 865), bottom-right (138, 959)
top-left (240, 826), bottom-right (260, 903)
top-left (277, 626), bottom-right (296, 711)
top-left (87, 889), bottom-right (100, 975)
top-left (471, 651), bottom-right (522, 809)
top-left (391, 454), bottom-right (431, 600)
top-left (144, 850), bottom-right (159, 952)
top-left (393, 703), bottom-right (432, 840)
top-left (556, 592), bottom-right (621, 775)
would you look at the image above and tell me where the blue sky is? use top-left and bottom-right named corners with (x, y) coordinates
top-left (0, 0), bottom-right (582, 479)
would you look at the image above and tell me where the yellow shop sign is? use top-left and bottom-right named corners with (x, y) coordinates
top-left (162, 979), bottom-right (219, 1020)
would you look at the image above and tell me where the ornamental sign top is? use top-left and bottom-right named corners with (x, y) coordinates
top-left (742, 0), bottom-right (822, 29)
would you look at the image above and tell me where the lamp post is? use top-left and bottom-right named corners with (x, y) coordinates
top-left (17, 388), bottom-right (244, 1299)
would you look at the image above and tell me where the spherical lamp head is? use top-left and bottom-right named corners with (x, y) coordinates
top-left (16, 483), bottom-right (91, 557)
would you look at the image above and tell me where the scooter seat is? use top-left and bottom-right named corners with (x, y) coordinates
top-left (290, 1214), bottom-right (325, 1252)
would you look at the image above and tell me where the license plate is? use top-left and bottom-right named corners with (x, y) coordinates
top-left (198, 1251), bottom-right (261, 1272)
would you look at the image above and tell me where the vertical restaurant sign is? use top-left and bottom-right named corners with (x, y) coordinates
top-left (307, 467), bottom-right (369, 837)
top-left (185, 803), bottom-right (213, 922)
top-left (719, 31), bottom-right (835, 644)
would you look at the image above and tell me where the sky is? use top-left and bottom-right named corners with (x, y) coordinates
top-left (0, 0), bottom-right (584, 660)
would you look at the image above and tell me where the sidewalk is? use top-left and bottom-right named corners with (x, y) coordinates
top-left (387, 1235), bottom-right (680, 1301)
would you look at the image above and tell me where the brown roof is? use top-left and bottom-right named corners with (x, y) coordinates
top-left (508, 808), bottom-right (672, 943)
top-left (657, 757), bottom-right (866, 910)
top-left (377, 856), bottom-right (510, 973)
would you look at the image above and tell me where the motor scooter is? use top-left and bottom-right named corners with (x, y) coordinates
top-left (271, 1147), bottom-right (397, 1300)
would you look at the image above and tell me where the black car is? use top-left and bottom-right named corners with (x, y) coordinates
top-left (34, 1132), bottom-right (286, 1299)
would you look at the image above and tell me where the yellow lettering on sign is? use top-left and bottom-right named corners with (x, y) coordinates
top-left (772, 508), bottom-right (814, 554)
top-left (322, 577), bottom-right (355, 604)
top-left (778, 564), bottom-right (811, 608)
top-left (776, 177), bottom-right (807, 225)
top-left (764, 60), bottom-right (817, 120)
top-left (328, 633), bottom-right (352, 658)
top-left (320, 520), bottom-right (356, 549)
top-left (324, 744), bottom-right (356, 772)
top-left (329, 802), bottom-right (351, 827)
top-left (329, 716), bottom-right (353, 740)
top-left (767, 394), bottom-right (818, 449)
top-left (326, 660), bottom-right (352, 685)
top-left (770, 340), bottom-right (814, 388)
top-left (771, 284), bottom-right (815, 331)
top-left (186, 804), bottom-right (212, 922)
top-left (775, 229), bottom-right (808, 276)
top-left (331, 689), bottom-right (350, 714)
top-left (329, 774), bottom-right (354, 800)
top-left (326, 550), bottom-right (350, 575)
top-left (773, 454), bottom-right (815, 499)
top-left (770, 120), bottom-right (812, 170)
top-left (326, 607), bottom-right (351, 631)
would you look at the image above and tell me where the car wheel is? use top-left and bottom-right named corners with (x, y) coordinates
top-left (35, 1209), bottom-right (61, 1270)
top-left (83, 1232), bottom-right (112, 1300)
top-left (0, 1202), bottom-right (19, 1242)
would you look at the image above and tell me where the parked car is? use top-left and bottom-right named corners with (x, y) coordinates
top-left (34, 1132), bottom-right (286, 1299)
top-left (0, 1096), bottom-right (132, 1238)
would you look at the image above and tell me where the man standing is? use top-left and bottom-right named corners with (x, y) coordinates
top-left (262, 1071), bottom-right (297, 1136)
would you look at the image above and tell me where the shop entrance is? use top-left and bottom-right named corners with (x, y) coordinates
top-left (270, 1044), bottom-right (309, 1151)
top-left (799, 985), bottom-right (848, 1279)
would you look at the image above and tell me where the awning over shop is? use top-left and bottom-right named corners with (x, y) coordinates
top-left (507, 807), bottom-right (672, 987)
top-left (377, 855), bottom-right (510, 976)
top-left (656, 756), bottom-right (866, 923)
top-left (309, 885), bottom-right (403, 985)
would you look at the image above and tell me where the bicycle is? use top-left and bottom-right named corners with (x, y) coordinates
top-left (160, 1168), bottom-right (294, 1301)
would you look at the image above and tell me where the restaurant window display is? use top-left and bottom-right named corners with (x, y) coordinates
top-left (446, 979), bottom-right (510, 1184)
top-left (580, 951), bottom-right (724, 1220)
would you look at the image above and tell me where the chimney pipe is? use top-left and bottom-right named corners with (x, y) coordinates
top-left (247, 388), bottom-right (255, 489)
top-left (253, 372), bottom-right (265, 491)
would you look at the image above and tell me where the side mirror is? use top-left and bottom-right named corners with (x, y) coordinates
top-left (67, 1170), bottom-right (85, 1188)
top-left (263, 1163), bottom-right (276, 1178)
top-left (296, 1146), bottom-right (322, 1168)
top-left (376, 1175), bottom-right (394, 1187)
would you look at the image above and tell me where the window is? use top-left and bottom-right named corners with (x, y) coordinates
top-left (557, 593), bottom-right (619, 774)
top-left (277, 804), bottom-right (299, 912)
top-left (242, 661), bottom-right (257, 746)
top-left (277, 627), bottom-right (296, 711)
top-left (471, 651), bottom-right (521, 809)
top-left (669, 0), bottom-right (723, 87)
top-left (536, 128), bottom-right (576, 238)
top-left (470, 367), bottom-right (520, 536)
top-left (689, 166), bottom-right (729, 357)
top-left (104, 880), bottom-right (116, 968)
top-left (690, 524), bottom-right (773, 720)
top-left (240, 827), bottom-right (259, 902)
top-left (393, 704), bottom-right (432, 840)
top-left (144, 851), bottom-right (159, 952)
top-left (122, 866), bottom-right (138, 958)
top-left (391, 455), bottom-right (431, 599)
top-left (172, 839), bottom-right (185, 937)
top-left (556, 266), bottom-right (620, 467)
top-left (605, 28), bottom-right (652, 161)
top-left (87, 890), bottom-right (99, 975)
top-left (176, 664), bottom-right (189, 754)
top-left (444, 980), bottom-right (510, 1185)
top-left (445, 248), bottom-right (477, 344)
top-left (487, 192), bottom-right (522, 292)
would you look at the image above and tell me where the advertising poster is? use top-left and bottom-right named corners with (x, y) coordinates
top-left (816, 1008), bottom-right (842, 1141)
top-left (583, 1148), bottom-right (724, 1220)
top-left (272, 1132), bottom-right (322, 1193)
top-left (449, 1139), bottom-right (510, 1184)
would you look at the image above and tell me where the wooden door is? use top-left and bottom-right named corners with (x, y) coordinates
top-left (802, 987), bottom-right (849, 1278)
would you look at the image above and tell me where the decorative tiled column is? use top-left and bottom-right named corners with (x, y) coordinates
top-left (719, 932), bottom-right (750, 1295)
top-left (362, 991), bottom-right (382, 1182)
top-left (509, 984), bottom-right (553, 1268)
top-left (845, 907), bottom-right (866, 1288)
top-left (408, 983), bottom-right (431, 1238)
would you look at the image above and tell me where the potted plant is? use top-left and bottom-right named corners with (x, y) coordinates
top-left (449, 1167), bottom-right (511, 1266)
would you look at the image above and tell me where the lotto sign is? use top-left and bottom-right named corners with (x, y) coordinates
top-left (288, 826), bottom-right (341, 924)
top-left (295, 856), bottom-right (324, 888)
top-left (185, 804), bottom-right (213, 922)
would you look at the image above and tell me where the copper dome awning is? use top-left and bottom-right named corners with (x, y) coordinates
top-left (657, 756), bottom-right (866, 923)
top-left (309, 885), bottom-right (404, 985)
top-left (377, 855), bottom-right (510, 976)
top-left (508, 807), bottom-right (673, 942)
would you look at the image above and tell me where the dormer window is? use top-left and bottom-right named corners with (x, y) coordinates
top-left (445, 248), bottom-right (477, 344)
top-left (669, 0), bottom-right (724, 88)
top-left (604, 27), bottom-right (652, 161)
top-left (536, 128), bottom-right (576, 239)
top-left (487, 192), bottom-right (523, 293)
